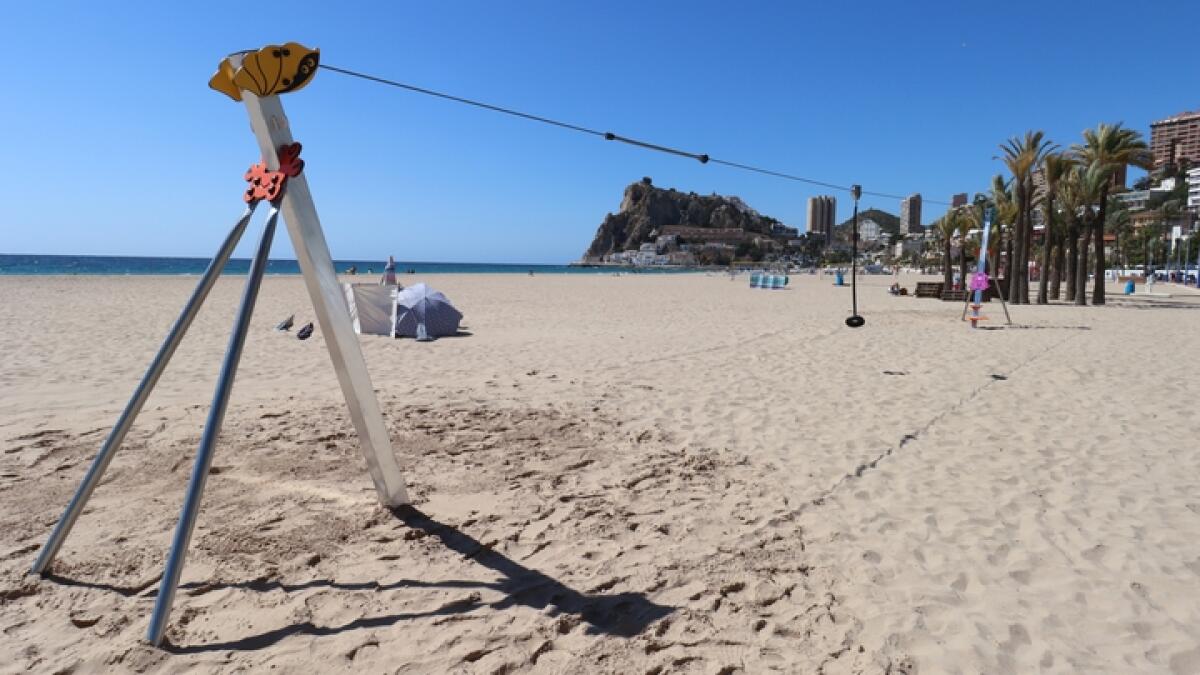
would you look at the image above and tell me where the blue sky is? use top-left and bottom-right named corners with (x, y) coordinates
top-left (2, 1), bottom-right (1198, 264)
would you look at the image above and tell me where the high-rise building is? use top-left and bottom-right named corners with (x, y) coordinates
top-left (951, 193), bottom-right (968, 208)
top-left (806, 196), bottom-right (837, 245)
top-left (900, 194), bottom-right (922, 234)
top-left (1150, 110), bottom-right (1200, 171)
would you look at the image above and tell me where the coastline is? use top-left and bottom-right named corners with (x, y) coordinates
top-left (0, 254), bottom-right (705, 277)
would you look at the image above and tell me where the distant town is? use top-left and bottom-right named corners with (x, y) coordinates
top-left (578, 108), bottom-right (1200, 275)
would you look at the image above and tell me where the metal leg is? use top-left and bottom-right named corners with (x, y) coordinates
top-left (30, 204), bottom-right (259, 576)
top-left (146, 205), bottom-right (279, 646)
top-left (994, 278), bottom-right (1013, 325)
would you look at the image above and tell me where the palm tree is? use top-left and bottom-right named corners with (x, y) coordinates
top-left (1072, 123), bottom-right (1154, 304)
top-left (957, 207), bottom-right (977, 288)
top-left (935, 211), bottom-right (961, 290)
top-left (1107, 198), bottom-right (1132, 272)
top-left (1149, 198), bottom-right (1183, 272)
top-left (1000, 131), bottom-right (1055, 304)
top-left (1037, 153), bottom-right (1075, 303)
top-left (1073, 162), bottom-right (1108, 305)
top-left (1142, 220), bottom-right (1164, 271)
top-left (1057, 167), bottom-right (1084, 302)
top-left (989, 175), bottom-right (1016, 294)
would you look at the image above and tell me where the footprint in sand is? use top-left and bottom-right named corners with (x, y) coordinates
top-left (1081, 544), bottom-right (1107, 563)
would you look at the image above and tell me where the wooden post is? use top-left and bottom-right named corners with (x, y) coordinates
top-left (238, 89), bottom-right (409, 507)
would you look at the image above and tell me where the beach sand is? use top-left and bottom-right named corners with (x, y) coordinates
top-left (2, 272), bottom-right (1199, 673)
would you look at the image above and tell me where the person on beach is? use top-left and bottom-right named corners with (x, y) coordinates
top-left (381, 256), bottom-right (397, 286)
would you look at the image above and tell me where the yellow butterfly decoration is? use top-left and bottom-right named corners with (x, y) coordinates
top-left (210, 42), bottom-right (320, 101)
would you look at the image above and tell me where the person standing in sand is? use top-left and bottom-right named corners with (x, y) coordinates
top-left (381, 256), bottom-right (397, 286)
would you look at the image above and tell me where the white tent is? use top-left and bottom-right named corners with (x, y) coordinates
top-left (343, 282), bottom-right (464, 340)
top-left (343, 284), bottom-right (397, 336)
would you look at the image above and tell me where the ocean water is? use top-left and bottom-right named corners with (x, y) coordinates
top-left (0, 254), bottom-right (687, 276)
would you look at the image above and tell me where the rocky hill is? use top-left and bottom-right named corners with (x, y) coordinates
top-left (584, 178), bottom-right (786, 258)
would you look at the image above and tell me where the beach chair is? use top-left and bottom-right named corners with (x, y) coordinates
top-left (915, 282), bottom-right (943, 298)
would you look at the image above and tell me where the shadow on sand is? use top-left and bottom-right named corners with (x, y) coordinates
top-left (978, 324), bottom-right (1093, 331)
top-left (51, 506), bottom-right (675, 653)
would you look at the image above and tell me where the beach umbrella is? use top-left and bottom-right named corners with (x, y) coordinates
top-left (394, 283), bottom-right (462, 341)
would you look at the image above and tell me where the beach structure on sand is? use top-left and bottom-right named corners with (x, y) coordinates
top-left (31, 42), bottom-right (410, 646)
top-left (960, 210), bottom-right (1012, 328)
top-left (395, 283), bottom-right (463, 340)
top-left (749, 272), bottom-right (789, 288)
top-left (344, 283), bottom-right (397, 335)
top-left (344, 282), bottom-right (463, 340)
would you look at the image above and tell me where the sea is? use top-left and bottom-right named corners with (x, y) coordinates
top-left (0, 254), bottom-right (688, 276)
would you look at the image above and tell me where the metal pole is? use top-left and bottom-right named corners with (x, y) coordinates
top-left (969, 211), bottom-right (993, 329)
top-left (846, 185), bottom-right (864, 327)
top-left (1185, 237), bottom-right (1191, 283)
top-left (851, 202), bottom-right (858, 310)
top-left (30, 204), bottom-right (258, 576)
top-left (996, 276), bottom-right (1013, 325)
top-left (146, 204), bottom-right (279, 646)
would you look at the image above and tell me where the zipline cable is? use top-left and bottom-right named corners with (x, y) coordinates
top-left (319, 64), bottom-right (952, 206)
top-left (319, 64), bottom-right (605, 138)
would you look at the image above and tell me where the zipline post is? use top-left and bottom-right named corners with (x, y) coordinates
top-left (966, 208), bottom-right (994, 329)
top-left (212, 47), bottom-right (409, 508)
top-left (845, 184), bottom-right (865, 327)
top-left (35, 43), bottom-right (412, 648)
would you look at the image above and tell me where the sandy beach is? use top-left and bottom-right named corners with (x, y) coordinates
top-left (2, 272), bottom-right (1199, 673)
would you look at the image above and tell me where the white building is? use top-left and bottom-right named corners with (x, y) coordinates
top-left (635, 243), bottom-right (659, 265)
top-left (1116, 178), bottom-right (1182, 213)
top-left (858, 218), bottom-right (881, 241)
top-left (1188, 167), bottom-right (1200, 211)
top-left (1115, 190), bottom-right (1152, 211)
top-left (894, 238), bottom-right (923, 258)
